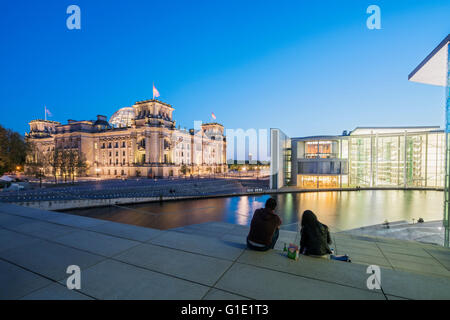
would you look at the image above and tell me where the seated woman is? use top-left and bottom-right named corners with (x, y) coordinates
top-left (299, 210), bottom-right (332, 257)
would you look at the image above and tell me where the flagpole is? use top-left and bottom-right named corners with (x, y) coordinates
top-left (44, 105), bottom-right (47, 121)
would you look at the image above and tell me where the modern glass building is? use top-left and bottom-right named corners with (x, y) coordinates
top-left (270, 126), bottom-right (445, 189)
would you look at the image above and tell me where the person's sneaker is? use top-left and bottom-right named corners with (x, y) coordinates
top-left (330, 254), bottom-right (351, 262)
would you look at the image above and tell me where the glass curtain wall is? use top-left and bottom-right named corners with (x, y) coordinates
top-left (349, 132), bottom-right (444, 188)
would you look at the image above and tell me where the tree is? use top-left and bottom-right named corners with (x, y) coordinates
top-left (24, 141), bottom-right (43, 177)
top-left (0, 124), bottom-right (29, 175)
top-left (66, 150), bottom-right (76, 183)
top-left (47, 149), bottom-right (61, 184)
top-left (180, 164), bottom-right (188, 176)
top-left (58, 150), bottom-right (69, 182)
top-left (75, 152), bottom-right (88, 178)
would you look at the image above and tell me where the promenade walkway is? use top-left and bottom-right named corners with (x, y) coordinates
top-left (0, 203), bottom-right (449, 300)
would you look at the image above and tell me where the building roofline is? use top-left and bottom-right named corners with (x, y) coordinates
top-left (29, 119), bottom-right (61, 125)
top-left (351, 126), bottom-right (440, 130)
top-left (202, 122), bottom-right (224, 127)
top-left (408, 34), bottom-right (450, 81)
top-left (291, 135), bottom-right (343, 141)
top-left (134, 99), bottom-right (173, 108)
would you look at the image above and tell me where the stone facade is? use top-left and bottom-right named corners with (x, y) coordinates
top-left (26, 99), bottom-right (227, 178)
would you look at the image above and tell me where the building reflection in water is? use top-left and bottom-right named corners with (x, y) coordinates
top-left (66, 190), bottom-right (443, 231)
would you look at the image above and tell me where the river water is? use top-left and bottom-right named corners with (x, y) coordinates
top-left (65, 190), bottom-right (444, 232)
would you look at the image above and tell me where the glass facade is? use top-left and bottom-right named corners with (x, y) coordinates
top-left (305, 141), bottom-right (337, 158)
top-left (272, 128), bottom-right (446, 190)
top-left (295, 138), bottom-right (348, 189)
top-left (349, 132), bottom-right (444, 188)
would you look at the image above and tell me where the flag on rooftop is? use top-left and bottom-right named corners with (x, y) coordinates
top-left (211, 112), bottom-right (216, 120)
top-left (44, 105), bottom-right (52, 120)
top-left (153, 83), bottom-right (160, 99)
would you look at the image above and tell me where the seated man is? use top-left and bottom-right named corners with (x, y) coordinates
top-left (247, 198), bottom-right (282, 251)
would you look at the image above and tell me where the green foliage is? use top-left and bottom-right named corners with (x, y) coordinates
top-left (0, 124), bottom-right (29, 175)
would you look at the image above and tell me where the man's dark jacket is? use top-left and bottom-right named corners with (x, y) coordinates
top-left (247, 208), bottom-right (282, 246)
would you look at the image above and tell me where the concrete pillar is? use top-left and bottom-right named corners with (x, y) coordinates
top-left (290, 140), bottom-right (298, 186)
top-left (404, 131), bottom-right (407, 188)
top-left (444, 43), bottom-right (450, 247)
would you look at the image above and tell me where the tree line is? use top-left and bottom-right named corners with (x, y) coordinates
top-left (0, 124), bottom-right (28, 176)
top-left (0, 124), bottom-right (89, 183)
top-left (26, 143), bottom-right (88, 184)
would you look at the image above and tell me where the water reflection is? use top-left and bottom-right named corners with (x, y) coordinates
top-left (66, 190), bottom-right (443, 231)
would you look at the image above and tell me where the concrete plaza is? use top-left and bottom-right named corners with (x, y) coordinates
top-left (0, 202), bottom-right (449, 300)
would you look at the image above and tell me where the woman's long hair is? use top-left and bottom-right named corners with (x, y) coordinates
top-left (301, 210), bottom-right (323, 233)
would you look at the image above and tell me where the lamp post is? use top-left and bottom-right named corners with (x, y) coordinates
top-left (409, 34), bottom-right (450, 247)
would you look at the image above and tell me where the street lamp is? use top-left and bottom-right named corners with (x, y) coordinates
top-left (409, 34), bottom-right (450, 247)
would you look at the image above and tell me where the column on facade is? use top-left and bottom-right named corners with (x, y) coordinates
top-left (145, 132), bottom-right (151, 164)
top-left (131, 134), bottom-right (137, 165)
top-left (150, 130), bottom-right (159, 163)
top-left (159, 132), bottom-right (164, 163)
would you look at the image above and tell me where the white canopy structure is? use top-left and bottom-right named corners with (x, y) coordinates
top-left (409, 34), bottom-right (449, 247)
top-left (408, 34), bottom-right (449, 86)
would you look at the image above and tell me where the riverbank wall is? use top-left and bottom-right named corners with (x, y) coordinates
top-left (4, 186), bottom-right (444, 211)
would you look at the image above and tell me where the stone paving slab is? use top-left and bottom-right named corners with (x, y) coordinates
top-left (0, 228), bottom-right (39, 252)
top-left (0, 259), bottom-right (51, 300)
top-left (173, 226), bottom-right (225, 239)
top-left (215, 263), bottom-right (386, 300)
top-left (86, 220), bottom-right (164, 242)
top-left (376, 243), bottom-right (433, 258)
top-left (0, 213), bottom-right (35, 228)
top-left (0, 239), bottom-right (105, 281)
top-left (335, 244), bottom-right (385, 258)
top-left (425, 250), bottom-right (450, 271)
top-left (173, 222), bottom-right (243, 239)
top-left (114, 243), bottom-right (233, 286)
top-left (149, 231), bottom-right (245, 261)
top-left (43, 213), bottom-right (107, 228)
top-left (0, 203), bottom-right (61, 221)
top-left (380, 267), bottom-right (450, 299)
top-left (19, 283), bottom-right (93, 300)
top-left (203, 288), bottom-right (250, 300)
top-left (73, 259), bottom-right (209, 300)
top-left (237, 249), bottom-right (382, 291)
top-left (346, 253), bottom-right (393, 269)
top-left (6, 220), bottom-right (77, 240)
top-left (387, 257), bottom-right (450, 278)
top-left (53, 230), bottom-right (141, 257)
top-left (386, 295), bottom-right (409, 300)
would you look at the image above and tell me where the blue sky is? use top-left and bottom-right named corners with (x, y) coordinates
top-left (0, 0), bottom-right (449, 160)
